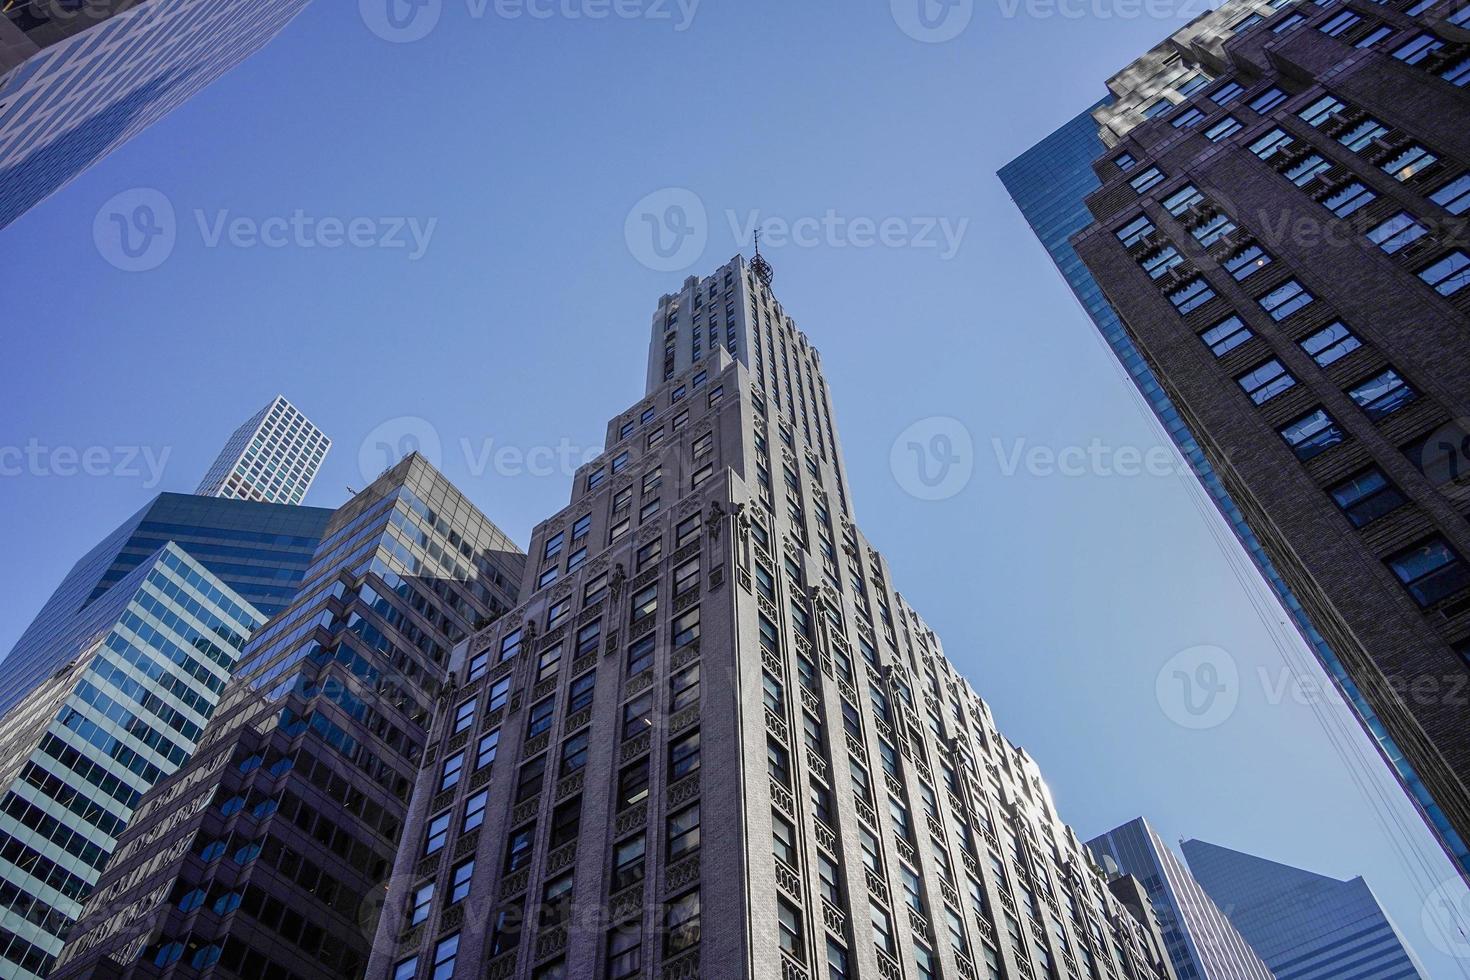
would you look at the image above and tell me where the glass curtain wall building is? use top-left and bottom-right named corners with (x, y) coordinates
top-left (195, 396), bottom-right (331, 507)
top-left (0, 543), bottom-right (263, 978)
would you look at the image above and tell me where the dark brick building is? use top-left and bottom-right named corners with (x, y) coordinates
top-left (1070, 0), bottom-right (1470, 877)
top-left (52, 455), bottom-right (523, 977)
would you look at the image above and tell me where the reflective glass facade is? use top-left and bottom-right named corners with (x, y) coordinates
top-left (0, 544), bottom-right (262, 978)
top-left (196, 395), bottom-right (330, 506)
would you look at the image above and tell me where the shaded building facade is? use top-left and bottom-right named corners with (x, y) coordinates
top-left (196, 395), bottom-right (331, 507)
top-left (1008, 0), bottom-right (1470, 881)
top-left (1182, 839), bottom-right (1425, 980)
top-left (0, 493), bottom-right (330, 719)
top-left (1087, 818), bottom-right (1274, 980)
top-left (365, 256), bottom-right (1177, 980)
top-left (54, 455), bottom-right (523, 978)
top-left (0, 543), bottom-right (263, 978)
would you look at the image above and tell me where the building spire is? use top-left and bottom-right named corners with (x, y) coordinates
top-left (751, 229), bottom-right (774, 287)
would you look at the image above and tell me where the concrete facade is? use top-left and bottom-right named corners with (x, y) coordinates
top-left (367, 256), bottom-right (1177, 980)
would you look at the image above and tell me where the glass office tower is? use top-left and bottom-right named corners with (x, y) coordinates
top-left (0, 543), bottom-right (263, 978)
top-left (196, 396), bottom-right (331, 506)
top-left (0, 494), bottom-right (331, 719)
top-left (1087, 818), bottom-right (1274, 980)
top-left (1183, 839), bottom-right (1426, 980)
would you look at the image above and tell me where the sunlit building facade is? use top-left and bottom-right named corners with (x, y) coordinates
top-left (196, 395), bottom-right (331, 506)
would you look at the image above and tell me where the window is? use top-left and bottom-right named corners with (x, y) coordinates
top-left (394, 957), bottom-right (419, 980)
top-left (827, 939), bottom-right (851, 980)
top-left (1192, 213), bottom-right (1237, 247)
top-left (1403, 422), bottom-right (1470, 484)
top-left (1394, 32), bottom-right (1444, 64)
top-left (1387, 538), bottom-right (1470, 607)
top-left (669, 730), bottom-right (701, 780)
top-left (537, 646), bottom-right (562, 684)
top-left (550, 798), bottom-right (582, 849)
top-left (516, 755), bottom-right (546, 803)
top-left (915, 945), bottom-right (938, 980)
top-left (1259, 280), bottom-right (1313, 320)
top-left (707, 385), bottom-right (724, 407)
top-left (1339, 117), bottom-right (1388, 151)
top-left (547, 599), bottom-right (570, 630)
top-left (439, 751), bottom-right (465, 791)
top-left (622, 692), bottom-right (653, 739)
top-left (452, 698), bottom-right (476, 735)
top-left (1368, 211), bottom-right (1429, 253)
top-left (900, 863), bottom-right (925, 912)
top-left (527, 697), bottom-right (555, 738)
top-left (490, 908), bottom-right (522, 957)
top-left (675, 514), bottom-right (700, 547)
top-left (608, 924), bottom-right (642, 980)
top-left (1419, 251), bottom-right (1470, 295)
top-left (691, 463), bottom-right (714, 489)
top-left (425, 812), bottom-right (451, 855)
top-left (544, 531), bottom-right (564, 560)
top-left (576, 619), bottom-right (602, 658)
top-left (609, 517), bottom-right (630, 543)
top-left (463, 789), bottom-right (489, 832)
top-left (768, 738), bottom-right (792, 787)
top-left (500, 628), bottom-right (523, 663)
top-left (1383, 144), bottom-right (1438, 182)
top-left (618, 758), bottom-right (650, 810)
top-left (571, 513), bottom-right (591, 541)
top-left (1300, 321), bottom-right (1361, 366)
top-left (613, 487), bottom-right (633, 514)
top-left (1204, 115), bottom-right (1243, 141)
top-left (1142, 98), bottom-right (1173, 119)
top-left (1273, 11), bottom-right (1306, 31)
top-left (561, 730), bottom-right (590, 775)
top-left (1322, 181), bottom-right (1376, 217)
top-left (1114, 151), bottom-right (1137, 171)
top-left (587, 468), bottom-right (606, 491)
top-left (431, 933), bottom-right (459, 980)
top-left (1430, 173), bottom-right (1470, 216)
top-left (1249, 128), bottom-right (1294, 160)
top-left (1172, 106), bottom-right (1206, 129)
top-left (871, 903), bottom-right (896, 956)
top-left (1162, 184), bottom-right (1203, 215)
top-left (669, 803), bottom-right (701, 860)
top-left (1129, 166), bottom-right (1165, 193)
top-left (636, 538), bottom-right (661, 572)
top-left (1169, 277), bottom-right (1216, 314)
top-left (672, 608), bottom-right (700, 648)
top-left (1280, 408), bottom-right (1345, 460)
top-left (1201, 316), bottom-right (1252, 356)
top-left (1329, 468), bottom-right (1407, 527)
top-left (505, 824), bottom-right (536, 872)
top-left (778, 899), bottom-right (805, 959)
top-left (1211, 80), bottom-right (1245, 104)
top-left (773, 811), bottom-right (799, 866)
top-left (665, 891), bottom-right (701, 955)
top-left (1355, 24), bottom-right (1393, 47)
top-left (627, 634), bottom-right (655, 677)
top-left (411, 882), bottom-right (435, 925)
top-left (1116, 214), bottom-right (1155, 246)
top-left (1237, 359), bottom-right (1296, 404)
top-left (614, 835), bottom-right (646, 890)
top-left (1142, 246), bottom-right (1183, 279)
top-left (1299, 94), bottom-right (1346, 126)
top-left (1225, 243), bottom-right (1271, 280)
top-left (1176, 71), bottom-right (1210, 96)
top-left (1287, 153), bottom-right (1331, 187)
top-left (670, 662), bottom-right (700, 712)
top-left (1319, 9), bottom-right (1360, 35)
top-left (691, 431), bottom-right (713, 458)
top-left (1348, 368), bottom-right (1416, 420)
top-left (674, 558), bottom-right (700, 597)
top-left (476, 728), bottom-right (500, 769)
top-left (448, 859), bottom-right (474, 904)
top-left (1249, 86), bottom-right (1288, 112)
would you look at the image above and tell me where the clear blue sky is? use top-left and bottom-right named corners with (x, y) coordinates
top-left (4, 0), bottom-right (1469, 971)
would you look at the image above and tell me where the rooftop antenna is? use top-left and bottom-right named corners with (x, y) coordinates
top-left (751, 228), bottom-right (774, 288)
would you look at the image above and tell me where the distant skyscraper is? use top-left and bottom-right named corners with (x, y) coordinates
top-left (196, 395), bottom-right (330, 506)
top-left (0, 543), bottom-right (263, 979)
top-left (0, 493), bottom-right (330, 718)
top-left (55, 454), bottom-right (524, 978)
top-left (361, 256), bottom-right (1176, 980)
top-left (1182, 839), bottom-right (1427, 980)
top-left (1088, 818), bottom-right (1274, 980)
top-left (1004, 0), bottom-right (1470, 883)
top-left (0, 0), bottom-right (313, 228)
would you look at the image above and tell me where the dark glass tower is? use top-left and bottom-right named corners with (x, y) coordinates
top-left (0, 494), bottom-right (331, 718)
top-left (1003, 0), bottom-right (1470, 882)
top-left (53, 455), bottom-right (523, 978)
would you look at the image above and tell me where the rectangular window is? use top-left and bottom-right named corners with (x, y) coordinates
top-left (670, 662), bottom-right (700, 712)
top-left (576, 619), bottom-right (602, 658)
top-left (778, 899), bottom-right (805, 959)
top-left (1322, 181), bottom-right (1376, 217)
top-left (1403, 422), bottom-right (1470, 484)
top-left (613, 835), bottom-right (646, 891)
top-left (425, 811), bottom-right (450, 854)
top-left (1339, 117), bottom-right (1388, 151)
top-left (1367, 211), bottom-right (1429, 253)
top-left (505, 825), bottom-right (535, 871)
top-left (627, 634), bottom-right (655, 677)
top-left (618, 758), bottom-right (650, 810)
top-left (1259, 280), bottom-right (1313, 320)
top-left (1382, 144), bottom-right (1438, 182)
top-left (622, 692), bottom-right (653, 740)
top-left (1192, 212), bottom-right (1237, 246)
top-left (1286, 153), bottom-right (1331, 187)
top-left (1172, 106), bottom-right (1206, 129)
top-left (665, 891), bottom-right (701, 956)
top-left (1419, 251), bottom-right (1470, 295)
top-left (1142, 98), bottom-right (1173, 119)
top-left (452, 698), bottom-right (477, 735)
top-left (1237, 359), bottom-right (1296, 404)
top-left (1116, 214), bottom-right (1155, 246)
top-left (1142, 246), bottom-right (1183, 279)
top-left (411, 882), bottom-right (434, 925)
top-left (1430, 173), bottom-right (1470, 215)
top-left (1272, 12), bottom-right (1306, 32)
top-left (1130, 167), bottom-right (1166, 193)
top-left (668, 729), bottom-right (701, 780)
top-left (432, 934), bottom-right (459, 980)
top-left (1299, 94), bottom-right (1346, 126)
top-left (1212, 81), bottom-right (1245, 104)
top-left (1250, 86), bottom-right (1288, 112)
top-left (476, 728), bottom-right (500, 769)
top-left (675, 514), bottom-right (700, 548)
top-left (1280, 408), bottom-right (1345, 460)
top-left (1387, 538), bottom-right (1470, 607)
top-left (1394, 32), bottom-right (1444, 64)
top-left (1169, 277), bottom-right (1216, 314)
top-left (1328, 467), bottom-right (1407, 527)
top-left (630, 584), bottom-right (657, 626)
top-left (1249, 128), bottom-right (1294, 160)
top-left (500, 628), bottom-right (523, 663)
top-left (450, 859), bottom-right (474, 904)
top-left (1319, 9), bottom-right (1361, 35)
top-left (668, 803), bottom-right (701, 860)
top-left (1225, 244), bottom-right (1272, 280)
top-left (560, 730), bottom-right (590, 775)
top-left (1200, 316), bottom-right (1252, 356)
top-left (607, 924), bottom-right (642, 980)
top-left (773, 811), bottom-right (799, 867)
top-left (439, 751), bottom-right (465, 791)
top-left (1348, 368), bottom-right (1416, 420)
top-left (550, 798), bottom-right (581, 848)
top-left (1114, 151), bottom-right (1137, 171)
top-left (515, 755), bottom-right (546, 804)
top-left (672, 608), bottom-right (700, 648)
top-left (1300, 321), bottom-right (1361, 366)
top-left (464, 789), bottom-right (489, 832)
top-left (527, 697), bottom-right (555, 738)
top-left (1162, 184), bottom-right (1203, 215)
top-left (1204, 116), bottom-right (1243, 141)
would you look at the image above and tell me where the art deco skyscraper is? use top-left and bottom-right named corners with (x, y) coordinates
top-left (54, 455), bottom-right (524, 977)
top-left (1005, 0), bottom-right (1470, 883)
top-left (196, 396), bottom-right (331, 507)
top-left (0, 0), bottom-right (314, 228)
top-left (364, 256), bottom-right (1178, 980)
top-left (1086, 819), bottom-right (1274, 980)
top-left (1182, 839), bottom-right (1426, 980)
